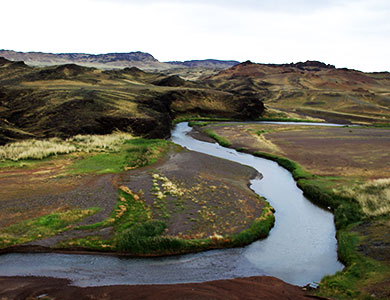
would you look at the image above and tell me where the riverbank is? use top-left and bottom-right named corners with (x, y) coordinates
top-left (192, 122), bottom-right (390, 299)
top-left (0, 275), bottom-right (314, 300)
top-left (0, 133), bottom-right (274, 256)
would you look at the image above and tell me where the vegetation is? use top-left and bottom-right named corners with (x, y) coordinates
top-left (116, 220), bottom-right (183, 254)
top-left (253, 151), bottom-right (313, 180)
top-left (68, 138), bottom-right (170, 174)
top-left (0, 208), bottom-right (99, 249)
top-left (61, 175), bottom-right (275, 255)
top-left (318, 228), bottom-right (390, 299)
top-left (172, 116), bottom-right (233, 125)
top-left (255, 117), bottom-right (318, 123)
top-left (114, 199), bottom-right (275, 255)
top-left (335, 178), bottom-right (390, 217)
top-left (0, 132), bottom-right (133, 161)
top-left (187, 121), bottom-right (211, 127)
top-left (228, 204), bottom-right (275, 246)
top-left (203, 129), bottom-right (232, 147)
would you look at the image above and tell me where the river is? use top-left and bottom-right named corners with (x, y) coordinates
top-left (0, 122), bottom-right (343, 287)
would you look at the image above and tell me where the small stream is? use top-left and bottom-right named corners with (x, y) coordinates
top-left (0, 122), bottom-right (343, 287)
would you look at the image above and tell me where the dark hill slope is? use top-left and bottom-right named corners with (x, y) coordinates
top-left (0, 58), bottom-right (264, 145)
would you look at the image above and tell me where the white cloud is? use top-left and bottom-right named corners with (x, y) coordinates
top-left (1, 0), bottom-right (389, 71)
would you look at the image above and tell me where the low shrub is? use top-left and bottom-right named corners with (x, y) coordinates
top-left (116, 220), bottom-right (190, 253)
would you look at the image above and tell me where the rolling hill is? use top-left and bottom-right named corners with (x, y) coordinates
top-left (0, 57), bottom-right (264, 145)
top-left (204, 60), bottom-right (390, 124)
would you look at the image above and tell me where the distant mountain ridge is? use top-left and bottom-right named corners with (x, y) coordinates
top-left (0, 50), bottom-right (239, 71)
top-left (166, 59), bottom-right (239, 69)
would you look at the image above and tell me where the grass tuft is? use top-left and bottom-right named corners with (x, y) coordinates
top-left (335, 178), bottom-right (390, 217)
top-left (0, 132), bottom-right (133, 161)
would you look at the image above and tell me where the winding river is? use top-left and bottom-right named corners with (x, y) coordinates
top-left (0, 122), bottom-right (343, 287)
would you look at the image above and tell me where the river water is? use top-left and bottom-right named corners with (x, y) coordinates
top-left (0, 122), bottom-right (343, 287)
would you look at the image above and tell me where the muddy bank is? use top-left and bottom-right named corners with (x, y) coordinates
top-left (0, 276), bottom-right (312, 300)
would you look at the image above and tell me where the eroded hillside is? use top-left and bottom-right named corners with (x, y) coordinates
top-left (0, 57), bottom-right (264, 145)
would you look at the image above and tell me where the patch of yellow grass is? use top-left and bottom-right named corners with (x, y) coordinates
top-left (254, 133), bottom-right (283, 153)
top-left (0, 132), bottom-right (133, 161)
top-left (335, 178), bottom-right (390, 216)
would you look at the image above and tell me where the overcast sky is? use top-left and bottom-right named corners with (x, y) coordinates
top-left (2, 0), bottom-right (390, 71)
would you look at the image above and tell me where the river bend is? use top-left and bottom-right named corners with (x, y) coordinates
top-left (0, 122), bottom-right (343, 286)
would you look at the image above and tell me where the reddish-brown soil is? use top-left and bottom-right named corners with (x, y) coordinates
top-left (0, 276), bottom-right (313, 300)
top-left (206, 124), bottom-right (390, 179)
top-left (0, 159), bottom-right (119, 228)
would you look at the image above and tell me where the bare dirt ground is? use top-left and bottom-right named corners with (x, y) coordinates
top-left (120, 149), bottom-right (262, 238)
top-left (0, 159), bottom-right (119, 229)
top-left (0, 276), bottom-right (312, 300)
top-left (205, 124), bottom-right (390, 179)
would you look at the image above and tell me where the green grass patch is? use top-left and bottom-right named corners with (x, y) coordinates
top-left (253, 151), bottom-right (363, 230)
top-left (68, 186), bottom-right (275, 255)
top-left (0, 158), bottom-right (53, 169)
top-left (68, 138), bottom-right (170, 174)
top-left (228, 203), bottom-right (275, 246)
top-left (188, 121), bottom-right (211, 127)
top-left (317, 229), bottom-right (390, 299)
top-left (255, 117), bottom-right (319, 123)
top-left (115, 200), bottom-right (275, 255)
top-left (297, 179), bottom-right (363, 229)
top-left (253, 151), bottom-right (313, 180)
top-left (172, 116), bottom-right (234, 125)
top-left (364, 123), bottom-right (390, 128)
top-left (203, 129), bottom-right (232, 147)
top-left (0, 208), bottom-right (100, 249)
top-left (255, 129), bottom-right (270, 136)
